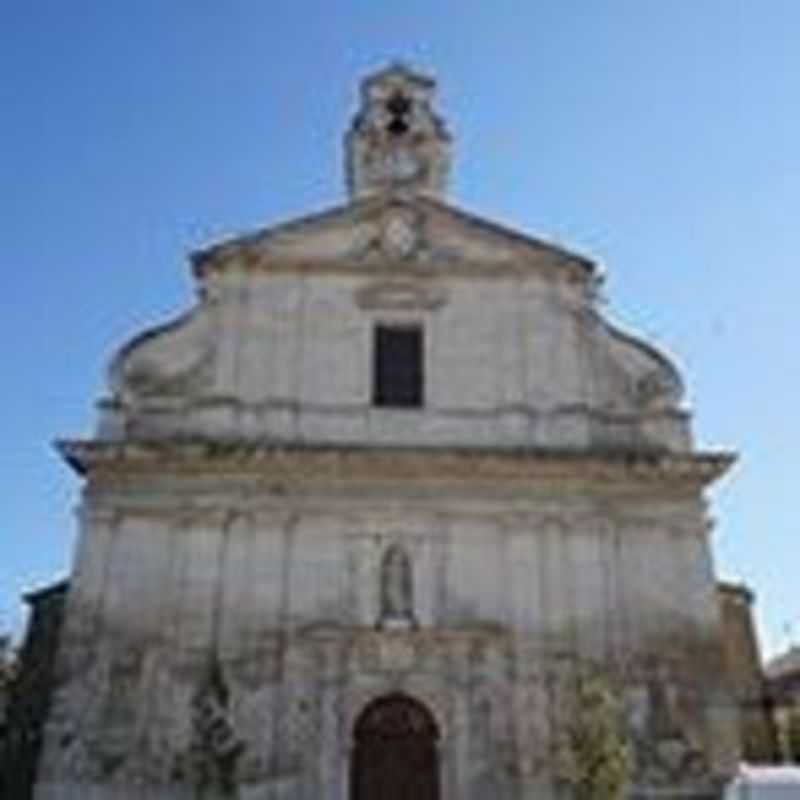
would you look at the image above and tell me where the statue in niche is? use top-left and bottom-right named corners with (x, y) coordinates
top-left (379, 544), bottom-right (415, 628)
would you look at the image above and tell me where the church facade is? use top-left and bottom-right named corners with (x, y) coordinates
top-left (36, 65), bottom-right (738, 799)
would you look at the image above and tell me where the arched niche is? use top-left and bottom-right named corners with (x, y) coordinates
top-left (379, 544), bottom-right (415, 628)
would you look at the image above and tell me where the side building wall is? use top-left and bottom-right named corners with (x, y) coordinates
top-left (1, 581), bottom-right (69, 800)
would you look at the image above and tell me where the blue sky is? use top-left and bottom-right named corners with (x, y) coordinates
top-left (1, 2), bottom-right (798, 658)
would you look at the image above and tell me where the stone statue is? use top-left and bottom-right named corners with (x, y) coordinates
top-left (380, 545), bottom-right (414, 626)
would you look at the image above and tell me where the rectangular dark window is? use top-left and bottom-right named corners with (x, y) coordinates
top-left (373, 325), bottom-right (424, 407)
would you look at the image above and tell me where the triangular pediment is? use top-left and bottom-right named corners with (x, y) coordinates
top-left (191, 196), bottom-right (595, 279)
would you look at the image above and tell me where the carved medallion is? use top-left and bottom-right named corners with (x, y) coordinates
top-left (381, 212), bottom-right (419, 259)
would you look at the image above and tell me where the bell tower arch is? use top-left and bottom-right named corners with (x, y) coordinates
top-left (345, 63), bottom-right (452, 199)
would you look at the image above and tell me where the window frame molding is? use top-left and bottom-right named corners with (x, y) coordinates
top-left (371, 321), bottom-right (425, 409)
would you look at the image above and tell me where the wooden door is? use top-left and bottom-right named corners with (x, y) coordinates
top-left (351, 694), bottom-right (439, 800)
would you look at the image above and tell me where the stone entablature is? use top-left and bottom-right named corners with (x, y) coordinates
top-left (60, 439), bottom-right (732, 490)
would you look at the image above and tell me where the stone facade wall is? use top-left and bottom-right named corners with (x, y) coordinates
top-left (97, 262), bottom-right (689, 453)
top-left (35, 462), bottom-right (737, 799)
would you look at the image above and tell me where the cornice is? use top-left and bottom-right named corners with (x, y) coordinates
top-left (57, 439), bottom-right (735, 490)
top-left (195, 252), bottom-right (570, 284)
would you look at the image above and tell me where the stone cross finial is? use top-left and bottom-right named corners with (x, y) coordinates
top-left (345, 63), bottom-right (452, 200)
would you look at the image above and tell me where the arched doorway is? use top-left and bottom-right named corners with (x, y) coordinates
top-left (351, 693), bottom-right (440, 800)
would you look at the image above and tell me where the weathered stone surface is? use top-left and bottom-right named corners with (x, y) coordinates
top-left (34, 65), bottom-right (737, 800)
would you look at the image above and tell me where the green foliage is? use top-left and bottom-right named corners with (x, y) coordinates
top-left (787, 705), bottom-right (800, 763)
top-left (0, 635), bottom-right (15, 691)
top-left (562, 671), bottom-right (630, 800)
top-left (740, 711), bottom-right (778, 763)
